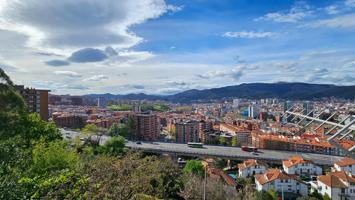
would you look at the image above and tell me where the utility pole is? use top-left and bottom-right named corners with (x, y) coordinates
top-left (282, 185), bottom-right (284, 200)
top-left (203, 166), bottom-right (207, 200)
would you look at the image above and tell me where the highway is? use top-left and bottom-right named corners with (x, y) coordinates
top-left (61, 129), bottom-right (344, 166)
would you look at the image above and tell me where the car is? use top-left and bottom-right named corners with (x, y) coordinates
top-left (251, 152), bottom-right (259, 156)
top-left (136, 141), bottom-right (142, 144)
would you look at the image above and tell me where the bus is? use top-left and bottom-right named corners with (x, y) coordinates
top-left (187, 142), bottom-right (204, 148)
top-left (241, 146), bottom-right (258, 152)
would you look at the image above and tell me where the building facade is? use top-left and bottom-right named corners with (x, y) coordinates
top-left (255, 169), bottom-right (308, 197)
top-left (312, 171), bottom-right (355, 200)
top-left (283, 155), bottom-right (323, 176)
top-left (176, 120), bottom-right (199, 143)
top-left (238, 159), bottom-right (266, 178)
top-left (133, 112), bottom-right (160, 141)
top-left (333, 157), bottom-right (355, 175)
top-left (15, 85), bottom-right (49, 121)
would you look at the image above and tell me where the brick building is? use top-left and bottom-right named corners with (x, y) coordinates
top-left (132, 112), bottom-right (160, 141)
top-left (15, 85), bottom-right (49, 120)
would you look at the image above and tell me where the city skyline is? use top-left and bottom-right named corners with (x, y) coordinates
top-left (1, 0), bottom-right (355, 95)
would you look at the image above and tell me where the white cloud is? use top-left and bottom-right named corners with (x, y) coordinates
top-left (198, 65), bottom-right (246, 81)
top-left (314, 68), bottom-right (329, 74)
top-left (83, 74), bottom-right (109, 82)
top-left (54, 70), bottom-right (81, 77)
top-left (274, 61), bottom-right (298, 71)
top-left (345, 0), bottom-right (355, 7)
top-left (0, 0), bottom-right (179, 54)
top-left (256, 1), bottom-right (312, 23)
top-left (324, 5), bottom-right (340, 15)
top-left (307, 13), bottom-right (355, 29)
top-left (223, 31), bottom-right (276, 39)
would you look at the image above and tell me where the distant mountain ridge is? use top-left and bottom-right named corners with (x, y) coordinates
top-left (85, 82), bottom-right (355, 103)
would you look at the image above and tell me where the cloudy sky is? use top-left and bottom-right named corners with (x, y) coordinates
top-left (1, 0), bottom-right (355, 95)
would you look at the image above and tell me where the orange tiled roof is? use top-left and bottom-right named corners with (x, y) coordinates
top-left (238, 159), bottom-right (263, 171)
top-left (283, 155), bottom-right (312, 168)
top-left (318, 171), bottom-right (355, 188)
top-left (255, 168), bottom-right (301, 185)
top-left (209, 167), bottom-right (235, 186)
top-left (334, 157), bottom-right (355, 167)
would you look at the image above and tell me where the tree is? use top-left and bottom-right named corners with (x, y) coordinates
top-left (183, 160), bottom-right (204, 176)
top-left (255, 190), bottom-right (275, 200)
top-left (108, 123), bottom-right (129, 137)
top-left (213, 158), bottom-right (227, 169)
top-left (31, 140), bottom-right (79, 174)
top-left (180, 175), bottom-right (238, 200)
top-left (219, 136), bottom-right (226, 146)
top-left (81, 124), bottom-right (98, 136)
top-left (127, 116), bottom-right (136, 138)
top-left (297, 197), bottom-right (320, 200)
top-left (231, 136), bottom-right (238, 147)
top-left (308, 190), bottom-right (323, 200)
top-left (267, 189), bottom-right (278, 200)
top-left (98, 136), bottom-right (126, 156)
top-left (323, 194), bottom-right (331, 200)
top-left (81, 152), bottom-right (182, 200)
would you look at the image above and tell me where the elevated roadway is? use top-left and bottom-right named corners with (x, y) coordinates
top-left (61, 129), bottom-right (344, 166)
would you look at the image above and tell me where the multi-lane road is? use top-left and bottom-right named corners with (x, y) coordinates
top-left (61, 129), bottom-right (344, 166)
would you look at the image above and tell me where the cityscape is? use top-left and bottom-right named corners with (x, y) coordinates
top-left (1, 1), bottom-right (355, 200)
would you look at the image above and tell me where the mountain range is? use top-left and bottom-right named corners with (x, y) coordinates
top-left (85, 82), bottom-right (355, 103)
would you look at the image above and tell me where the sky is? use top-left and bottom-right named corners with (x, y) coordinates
top-left (0, 0), bottom-right (355, 95)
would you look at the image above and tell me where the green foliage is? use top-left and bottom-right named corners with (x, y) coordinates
top-left (253, 190), bottom-right (277, 200)
top-left (323, 194), bottom-right (331, 200)
top-left (18, 170), bottom-right (89, 199)
top-left (107, 104), bottom-right (133, 111)
top-left (180, 175), bottom-right (238, 200)
top-left (219, 136), bottom-right (227, 146)
top-left (132, 194), bottom-right (160, 200)
top-left (81, 123), bottom-right (98, 136)
top-left (297, 197), bottom-right (320, 200)
top-left (81, 152), bottom-right (182, 199)
top-left (231, 136), bottom-right (238, 147)
top-left (23, 113), bottom-right (62, 143)
top-left (175, 106), bottom-right (193, 113)
top-left (31, 140), bottom-right (79, 174)
top-left (108, 123), bottom-right (129, 137)
top-left (267, 189), bottom-right (278, 200)
top-left (98, 136), bottom-right (126, 157)
top-left (308, 190), bottom-right (324, 200)
top-left (127, 116), bottom-right (136, 137)
top-left (140, 103), bottom-right (170, 112)
top-left (183, 160), bottom-right (204, 176)
top-left (213, 158), bottom-right (227, 169)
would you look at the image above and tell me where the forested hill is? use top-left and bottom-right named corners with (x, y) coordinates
top-left (86, 82), bottom-right (355, 103)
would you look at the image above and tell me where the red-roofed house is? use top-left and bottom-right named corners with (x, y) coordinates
top-left (283, 155), bottom-right (322, 176)
top-left (311, 171), bottom-right (355, 200)
top-left (255, 169), bottom-right (308, 197)
top-left (238, 159), bottom-right (266, 178)
top-left (334, 157), bottom-right (355, 175)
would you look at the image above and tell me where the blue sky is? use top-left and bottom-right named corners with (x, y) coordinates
top-left (0, 0), bottom-right (355, 95)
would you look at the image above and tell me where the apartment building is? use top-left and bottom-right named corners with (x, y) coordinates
top-left (15, 85), bottom-right (49, 121)
top-left (283, 155), bottom-right (322, 176)
top-left (333, 157), bottom-right (355, 175)
top-left (255, 169), bottom-right (308, 197)
top-left (252, 134), bottom-right (354, 156)
top-left (133, 112), bottom-right (160, 141)
top-left (238, 159), bottom-right (266, 178)
top-left (312, 171), bottom-right (355, 200)
top-left (52, 112), bottom-right (88, 129)
top-left (176, 120), bottom-right (199, 143)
